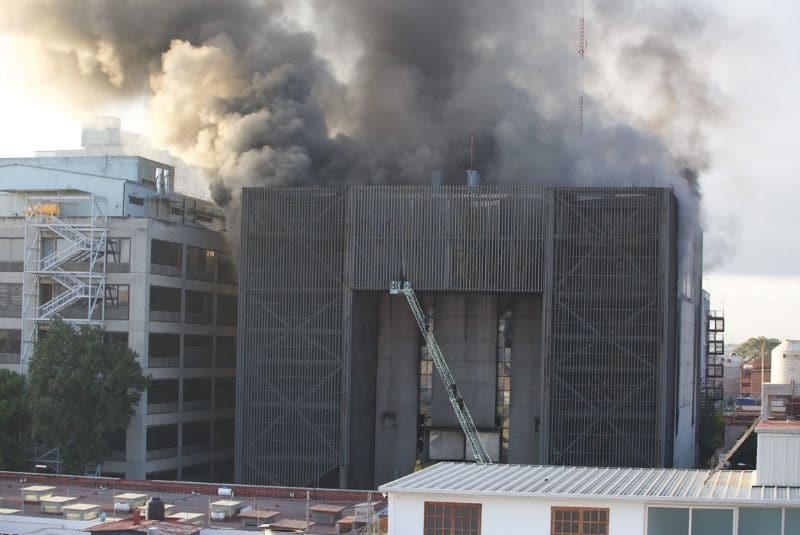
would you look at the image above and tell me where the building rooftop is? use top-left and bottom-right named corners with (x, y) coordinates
top-left (379, 462), bottom-right (800, 505)
top-left (85, 518), bottom-right (199, 534)
top-left (0, 471), bottom-right (374, 534)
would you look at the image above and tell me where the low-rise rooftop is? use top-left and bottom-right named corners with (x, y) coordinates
top-left (380, 462), bottom-right (800, 505)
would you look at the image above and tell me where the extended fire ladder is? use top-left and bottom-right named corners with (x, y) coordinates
top-left (390, 279), bottom-right (492, 464)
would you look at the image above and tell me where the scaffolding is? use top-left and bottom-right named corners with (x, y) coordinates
top-left (703, 310), bottom-right (725, 402)
top-left (20, 194), bottom-right (108, 369)
top-left (237, 186), bottom-right (682, 487)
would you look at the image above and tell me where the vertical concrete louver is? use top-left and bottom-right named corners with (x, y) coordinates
top-left (236, 186), bottom-right (684, 488)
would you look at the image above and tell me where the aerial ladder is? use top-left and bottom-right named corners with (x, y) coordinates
top-left (390, 278), bottom-right (493, 464)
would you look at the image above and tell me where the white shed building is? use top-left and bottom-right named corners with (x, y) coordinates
top-left (381, 422), bottom-right (800, 535)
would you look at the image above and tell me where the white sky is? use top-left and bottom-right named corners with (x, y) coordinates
top-left (0, 2), bottom-right (796, 343)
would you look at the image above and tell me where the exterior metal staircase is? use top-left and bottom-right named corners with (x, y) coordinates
top-left (20, 195), bottom-right (108, 369)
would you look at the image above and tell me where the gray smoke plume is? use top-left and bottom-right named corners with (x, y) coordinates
top-left (0, 0), bottom-right (722, 247)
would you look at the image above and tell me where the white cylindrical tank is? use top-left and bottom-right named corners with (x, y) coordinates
top-left (770, 340), bottom-right (800, 385)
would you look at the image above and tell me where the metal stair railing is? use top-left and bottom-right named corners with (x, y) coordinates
top-left (39, 239), bottom-right (88, 271)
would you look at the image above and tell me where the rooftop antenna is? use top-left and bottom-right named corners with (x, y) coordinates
top-left (469, 134), bottom-right (475, 169)
top-left (466, 135), bottom-right (480, 187)
top-left (578, 0), bottom-right (587, 134)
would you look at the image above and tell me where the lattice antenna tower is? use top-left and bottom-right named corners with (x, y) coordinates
top-left (578, 0), bottom-right (587, 134)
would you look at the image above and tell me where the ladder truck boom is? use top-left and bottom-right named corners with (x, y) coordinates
top-left (389, 279), bottom-right (492, 464)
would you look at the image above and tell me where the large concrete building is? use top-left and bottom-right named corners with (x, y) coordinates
top-left (236, 185), bottom-right (704, 489)
top-left (0, 155), bottom-right (237, 481)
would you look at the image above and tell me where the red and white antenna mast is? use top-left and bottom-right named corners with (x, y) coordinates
top-left (578, 0), bottom-right (587, 134)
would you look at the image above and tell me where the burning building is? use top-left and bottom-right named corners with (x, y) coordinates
top-left (235, 184), bottom-right (703, 489)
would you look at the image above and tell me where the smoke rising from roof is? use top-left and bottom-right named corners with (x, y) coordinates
top-left (0, 0), bottom-right (721, 242)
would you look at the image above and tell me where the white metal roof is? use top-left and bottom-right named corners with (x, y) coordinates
top-left (379, 463), bottom-right (800, 505)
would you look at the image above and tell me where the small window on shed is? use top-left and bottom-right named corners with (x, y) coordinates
top-left (424, 502), bottom-right (481, 535)
top-left (738, 508), bottom-right (781, 535)
top-left (648, 507), bottom-right (689, 535)
top-left (552, 507), bottom-right (608, 535)
top-left (786, 509), bottom-right (800, 535)
top-left (691, 508), bottom-right (733, 535)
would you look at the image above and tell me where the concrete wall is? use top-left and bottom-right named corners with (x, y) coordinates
top-left (349, 293), bottom-right (380, 489)
top-left (430, 294), bottom-right (496, 430)
top-left (388, 492), bottom-right (645, 535)
top-left (0, 156), bottom-right (171, 184)
top-left (508, 294), bottom-right (544, 464)
top-left (374, 294), bottom-right (420, 485)
top-left (673, 297), bottom-right (699, 468)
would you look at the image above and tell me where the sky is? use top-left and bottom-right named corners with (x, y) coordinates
top-left (0, 1), bottom-right (796, 343)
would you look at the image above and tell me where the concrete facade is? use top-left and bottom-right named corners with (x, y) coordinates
top-left (237, 186), bottom-right (703, 489)
top-left (0, 157), bottom-right (236, 481)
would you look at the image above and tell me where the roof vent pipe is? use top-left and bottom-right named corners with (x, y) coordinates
top-left (466, 169), bottom-right (481, 187)
top-left (155, 168), bottom-right (163, 195)
top-left (163, 170), bottom-right (171, 196)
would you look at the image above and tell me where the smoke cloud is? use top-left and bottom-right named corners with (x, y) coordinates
top-left (0, 0), bottom-right (722, 246)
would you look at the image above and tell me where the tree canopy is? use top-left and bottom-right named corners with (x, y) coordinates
top-left (0, 368), bottom-right (29, 470)
top-left (28, 320), bottom-right (149, 474)
top-left (698, 394), bottom-right (725, 467)
top-left (735, 337), bottom-right (781, 361)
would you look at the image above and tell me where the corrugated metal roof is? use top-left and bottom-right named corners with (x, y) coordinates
top-left (379, 463), bottom-right (800, 505)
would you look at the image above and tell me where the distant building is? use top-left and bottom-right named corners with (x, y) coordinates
top-left (741, 358), bottom-right (770, 399)
top-left (723, 354), bottom-right (742, 404)
top-left (0, 154), bottom-right (236, 481)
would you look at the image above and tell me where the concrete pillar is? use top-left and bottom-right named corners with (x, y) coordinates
top-left (431, 294), bottom-right (496, 430)
top-left (508, 294), bottom-right (544, 464)
top-left (374, 294), bottom-right (418, 486)
top-left (125, 222), bottom-right (151, 479)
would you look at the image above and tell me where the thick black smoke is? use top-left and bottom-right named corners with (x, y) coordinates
top-left (0, 0), bottom-right (721, 223)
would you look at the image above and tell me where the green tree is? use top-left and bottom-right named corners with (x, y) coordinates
top-left (698, 394), bottom-right (725, 467)
top-left (735, 337), bottom-right (780, 362)
top-left (0, 369), bottom-right (29, 470)
top-left (28, 319), bottom-right (149, 474)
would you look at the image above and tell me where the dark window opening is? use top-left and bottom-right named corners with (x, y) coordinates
top-left (0, 329), bottom-right (21, 364)
top-left (215, 378), bottom-right (235, 409)
top-left (186, 246), bottom-right (216, 281)
top-left (150, 286), bottom-right (181, 322)
top-left (215, 336), bottom-right (236, 367)
top-left (182, 421), bottom-right (211, 447)
top-left (147, 380), bottom-right (179, 405)
top-left (146, 424), bottom-right (178, 451)
top-left (216, 294), bottom-right (237, 326)
top-left (150, 239), bottom-right (182, 276)
top-left (184, 335), bottom-right (212, 367)
top-left (0, 238), bottom-right (24, 271)
top-left (146, 469), bottom-right (178, 481)
top-left (184, 378), bottom-right (212, 403)
top-left (0, 283), bottom-right (22, 317)
top-left (217, 254), bottom-right (237, 284)
top-left (213, 419), bottom-right (235, 451)
top-left (185, 290), bottom-right (213, 324)
top-left (104, 332), bottom-right (129, 346)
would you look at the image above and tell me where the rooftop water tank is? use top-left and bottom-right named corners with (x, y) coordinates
top-left (771, 340), bottom-right (800, 385)
top-left (147, 497), bottom-right (165, 521)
